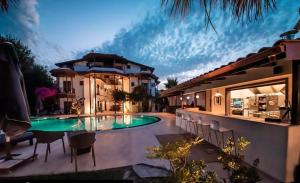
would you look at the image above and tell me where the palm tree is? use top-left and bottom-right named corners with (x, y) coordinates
top-left (111, 89), bottom-right (127, 114)
top-left (161, 0), bottom-right (276, 32)
top-left (164, 77), bottom-right (178, 89)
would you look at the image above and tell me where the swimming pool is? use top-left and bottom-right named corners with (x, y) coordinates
top-left (29, 115), bottom-right (160, 132)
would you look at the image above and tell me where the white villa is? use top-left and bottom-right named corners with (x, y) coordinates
top-left (50, 53), bottom-right (159, 115)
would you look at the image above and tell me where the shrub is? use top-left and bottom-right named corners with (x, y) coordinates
top-left (111, 90), bottom-right (127, 103)
top-left (147, 136), bottom-right (218, 183)
top-left (217, 137), bottom-right (261, 183)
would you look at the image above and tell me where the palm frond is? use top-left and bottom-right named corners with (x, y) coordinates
top-left (0, 0), bottom-right (9, 11)
top-left (161, 0), bottom-right (276, 31)
top-left (0, 0), bottom-right (17, 12)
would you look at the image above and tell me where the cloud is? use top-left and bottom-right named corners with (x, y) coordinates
top-left (0, 0), bottom-right (72, 68)
top-left (1, 0), bottom-right (299, 85)
top-left (80, 0), bottom-right (299, 89)
top-left (0, 0), bottom-right (40, 47)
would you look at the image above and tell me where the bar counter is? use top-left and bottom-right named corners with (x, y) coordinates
top-left (176, 108), bottom-right (300, 182)
top-left (177, 108), bottom-right (290, 127)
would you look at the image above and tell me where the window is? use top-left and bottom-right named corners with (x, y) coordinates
top-left (182, 94), bottom-right (195, 107)
top-left (63, 81), bottom-right (71, 93)
top-left (64, 102), bottom-right (72, 114)
top-left (127, 65), bottom-right (131, 69)
top-left (80, 81), bottom-right (84, 85)
top-left (195, 91), bottom-right (206, 111)
top-left (131, 82), bottom-right (135, 87)
top-left (228, 81), bottom-right (287, 121)
top-left (96, 84), bottom-right (100, 95)
top-left (142, 83), bottom-right (148, 90)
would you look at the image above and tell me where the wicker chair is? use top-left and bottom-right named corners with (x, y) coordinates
top-left (32, 131), bottom-right (65, 162)
top-left (68, 132), bottom-right (96, 172)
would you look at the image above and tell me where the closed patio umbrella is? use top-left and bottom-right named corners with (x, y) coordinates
top-left (0, 42), bottom-right (31, 160)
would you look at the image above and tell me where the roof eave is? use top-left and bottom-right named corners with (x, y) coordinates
top-left (160, 45), bottom-right (285, 97)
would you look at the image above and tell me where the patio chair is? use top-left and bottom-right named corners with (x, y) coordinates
top-left (209, 120), bottom-right (237, 154)
top-left (68, 132), bottom-right (96, 172)
top-left (32, 131), bottom-right (65, 162)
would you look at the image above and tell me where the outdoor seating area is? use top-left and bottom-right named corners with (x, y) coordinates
top-left (68, 131), bottom-right (96, 172)
top-left (177, 112), bottom-right (236, 150)
top-left (0, 113), bottom-right (279, 182)
top-left (32, 131), bottom-right (66, 162)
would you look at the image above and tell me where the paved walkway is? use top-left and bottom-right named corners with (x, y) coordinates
top-left (0, 113), bottom-right (177, 177)
top-left (0, 113), bottom-right (278, 182)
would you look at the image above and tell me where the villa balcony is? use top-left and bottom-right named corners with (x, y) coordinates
top-left (56, 88), bottom-right (76, 98)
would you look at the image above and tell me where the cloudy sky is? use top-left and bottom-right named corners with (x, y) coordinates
top-left (0, 0), bottom-right (299, 88)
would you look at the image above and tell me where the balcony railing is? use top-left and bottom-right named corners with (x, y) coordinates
top-left (56, 88), bottom-right (76, 98)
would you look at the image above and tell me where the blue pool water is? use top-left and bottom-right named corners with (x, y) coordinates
top-left (29, 115), bottom-right (160, 132)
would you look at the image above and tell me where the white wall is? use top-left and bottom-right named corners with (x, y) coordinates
top-left (73, 75), bottom-right (84, 99)
top-left (176, 108), bottom-right (292, 182)
top-left (125, 64), bottom-right (140, 74)
top-left (211, 88), bottom-right (226, 114)
top-left (286, 125), bottom-right (300, 182)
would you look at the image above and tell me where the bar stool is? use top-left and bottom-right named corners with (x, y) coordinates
top-left (177, 113), bottom-right (184, 128)
top-left (210, 120), bottom-right (237, 154)
top-left (185, 114), bottom-right (196, 133)
top-left (188, 115), bottom-right (204, 136)
top-left (183, 114), bottom-right (190, 132)
top-left (196, 116), bottom-right (211, 141)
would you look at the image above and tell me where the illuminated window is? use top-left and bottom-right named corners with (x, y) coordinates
top-left (229, 82), bottom-right (286, 120)
top-left (195, 91), bottom-right (206, 111)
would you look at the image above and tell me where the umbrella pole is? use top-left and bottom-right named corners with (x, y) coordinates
top-left (0, 133), bottom-right (14, 161)
top-left (4, 134), bottom-right (12, 160)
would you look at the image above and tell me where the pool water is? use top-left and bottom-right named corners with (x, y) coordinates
top-left (29, 115), bottom-right (160, 132)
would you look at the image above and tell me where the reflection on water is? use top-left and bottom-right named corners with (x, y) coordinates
top-left (29, 115), bottom-right (159, 132)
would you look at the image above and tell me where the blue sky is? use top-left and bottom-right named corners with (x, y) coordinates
top-left (0, 0), bottom-right (299, 88)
